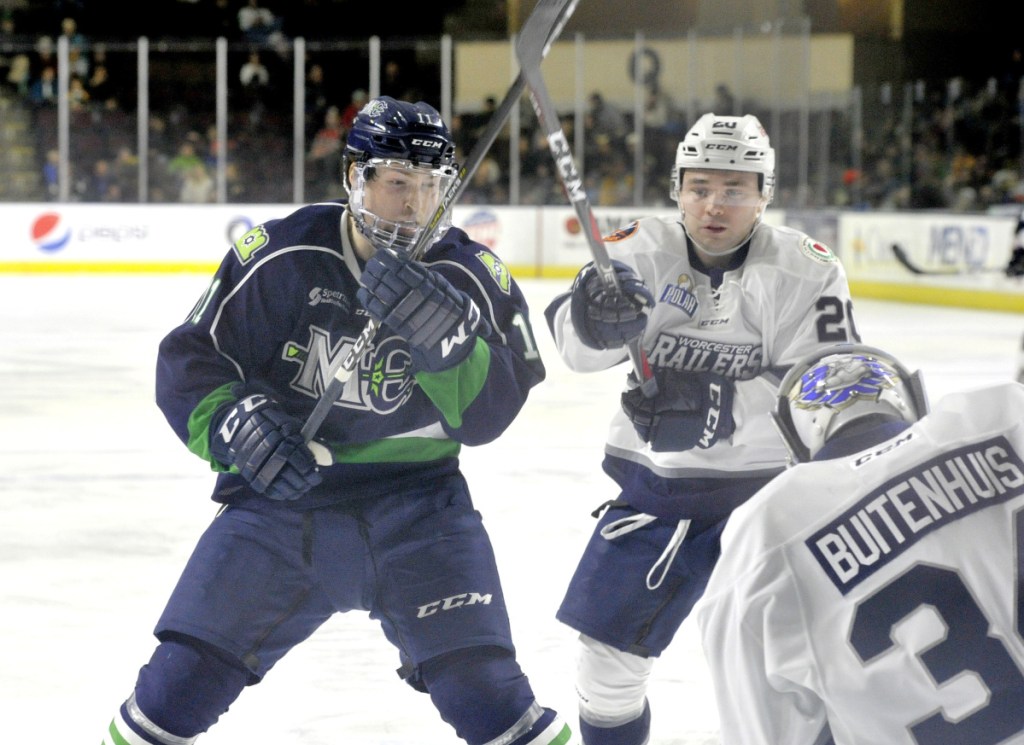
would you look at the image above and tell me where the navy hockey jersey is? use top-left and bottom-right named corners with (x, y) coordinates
top-left (156, 202), bottom-right (545, 508)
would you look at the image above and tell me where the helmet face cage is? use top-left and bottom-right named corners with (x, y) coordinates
top-left (348, 158), bottom-right (457, 252)
top-left (772, 344), bottom-right (928, 463)
top-left (670, 113), bottom-right (776, 204)
top-left (343, 96), bottom-right (458, 251)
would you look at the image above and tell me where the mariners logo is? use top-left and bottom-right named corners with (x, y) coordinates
top-left (801, 236), bottom-right (837, 264)
top-left (283, 326), bottom-right (414, 414)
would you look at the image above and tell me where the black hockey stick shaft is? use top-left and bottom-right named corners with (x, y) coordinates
top-left (891, 242), bottom-right (1003, 276)
top-left (297, 0), bottom-right (580, 446)
top-left (514, 43), bottom-right (655, 391)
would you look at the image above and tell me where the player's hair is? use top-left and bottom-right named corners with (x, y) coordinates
top-left (772, 344), bottom-right (928, 463)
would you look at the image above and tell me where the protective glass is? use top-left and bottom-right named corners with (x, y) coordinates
top-left (349, 158), bottom-right (458, 251)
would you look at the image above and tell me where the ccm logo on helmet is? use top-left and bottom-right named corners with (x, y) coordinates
top-left (411, 137), bottom-right (444, 149)
top-left (706, 143), bottom-right (738, 151)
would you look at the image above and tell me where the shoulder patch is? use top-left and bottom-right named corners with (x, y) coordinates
top-left (604, 221), bottom-right (640, 242)
top-left (800, 236), bottom-right (837, 264)
top-left (475, 250), bottom-right (512, 294)
top-left (233, 225), bottom-right (270, 264)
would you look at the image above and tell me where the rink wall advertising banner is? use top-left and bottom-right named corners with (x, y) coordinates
top-left (1, 202), bottom-right (1021, 310)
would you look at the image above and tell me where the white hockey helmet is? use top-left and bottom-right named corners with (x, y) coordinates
top-left (772, 344), bottom-right (928, 463)
top-left (670, 113), bottom-right (776, 204)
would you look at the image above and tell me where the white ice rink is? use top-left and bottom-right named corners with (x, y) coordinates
top-left (1, 273), bottom-right (1021, 744)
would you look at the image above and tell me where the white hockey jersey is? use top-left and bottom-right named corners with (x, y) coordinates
top-left (548, 216), bottom-right (858, 481)
top-left (696, 382), bottom-right (1024, 745)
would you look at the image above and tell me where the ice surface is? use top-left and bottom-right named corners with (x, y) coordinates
top-left (0, 274), bottom-right (1019, 744)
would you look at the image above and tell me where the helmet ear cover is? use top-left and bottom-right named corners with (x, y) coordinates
top-left (772, 344), bottom-right (928, 464)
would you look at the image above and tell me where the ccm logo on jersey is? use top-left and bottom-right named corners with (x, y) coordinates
top-left (417, 592), bottom-right (493, 618)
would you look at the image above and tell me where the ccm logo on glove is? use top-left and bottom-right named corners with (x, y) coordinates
top-left (210, 393), bottom-right (322, 500)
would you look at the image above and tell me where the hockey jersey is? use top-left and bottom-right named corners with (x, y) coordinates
top-left (696, 382), bottom-right (1024, 745)
top-left (155, 202), bottom-right (546, 507)
top-left (546, 216), bottom-right (858, 518)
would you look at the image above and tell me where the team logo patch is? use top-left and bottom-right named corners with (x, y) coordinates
top-left (233, 225), bottom-right (270, 263)
top-left (604, 220), bottom-right (640, 242)
top-left (659, 273), bottom-right (699, 317)
top-left (801, 236), bottom-right (836, 263)
top-left (475, 250), bottom-right (511, 294)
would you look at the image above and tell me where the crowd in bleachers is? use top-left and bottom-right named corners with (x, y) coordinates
top-left (0, 0), bottom-right (1021, 210)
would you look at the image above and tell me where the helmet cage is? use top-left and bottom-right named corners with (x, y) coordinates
top-left (348, 158), bottom-right (457, 252)
top-left (772, 344), bottom-right (928, 463)
top-left (670, 113), bottom-right (776, 204)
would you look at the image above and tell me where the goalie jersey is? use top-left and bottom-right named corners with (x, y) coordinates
top-left (696, 382), bottom-right (1024, 745)
top-left (155, 201), bottom-right (545, 508)
top-left (546, 216), bottom-right (858, 520)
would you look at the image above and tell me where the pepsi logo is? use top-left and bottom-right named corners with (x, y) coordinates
top-left (31, 212), bottom-right (71, 252)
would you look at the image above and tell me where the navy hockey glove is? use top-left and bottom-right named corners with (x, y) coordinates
top-left (570, 260), bottom-right (654, 350)
top-left (357, 248), bottom-right (491, 372)
top-left (210, 394), bottom-right (322, 501)
top-left (621, 370), bottom-right (735, 452)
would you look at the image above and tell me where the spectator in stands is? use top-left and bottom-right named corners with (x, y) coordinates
top-left (68, 74), bottom-right (89, 111)
top-left (239, 49), bottom-right (269, 103)
top-left (42, 148), bottom-right (60, 199)
top-left (5, 53), bottom-right (31, 97)
top-left (306, 104), bottom-right (343, 199)
top-left (87, 62), bottom-right (115, 107)
top-left (585, 91), bottom-right (627, 151)
top-left (714, 83), bottom-right (736, 115)
top-left (167, 140), bottom-right (205, 187)
top-left (340, 88), bottom-right (367, 130)
top-left (304, 61), bottom-right (330, 139)
top-left (28, 65), bottom-right (57, 107)
top-left (179, 162), bottom-right (215, 203)
top-left (237, 0), bottom-right (279, 44)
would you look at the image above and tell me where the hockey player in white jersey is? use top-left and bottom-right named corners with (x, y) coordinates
top-left (544, 113), bottom-right (860, 745)
top-left (696, 344), bottom-right (1024, 745)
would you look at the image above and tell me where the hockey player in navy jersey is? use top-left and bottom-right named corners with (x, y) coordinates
top-left (544, 113), bottom-right (860, 745)
top-left (697, 344), bottom-right (1024, 745)
top-left (101, 97), bottom-right (571, 745)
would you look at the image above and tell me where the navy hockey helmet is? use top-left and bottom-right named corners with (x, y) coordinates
top-left (772, 344), bottom-right (928, 463)
top-left (344, 96), bottom-right (459, 251)
top-left (344, 96), bottom-right (457, 173)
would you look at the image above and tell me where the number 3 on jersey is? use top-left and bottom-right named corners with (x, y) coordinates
top-left (850, 508), bottom-right (1024, 745)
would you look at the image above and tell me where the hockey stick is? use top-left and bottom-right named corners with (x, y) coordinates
top-left (891, 242), bottom-right (1004, 276)
top-left (514, 37), bottom-right (656, 394)
top-left (297, 0), bottom-right (579, 453)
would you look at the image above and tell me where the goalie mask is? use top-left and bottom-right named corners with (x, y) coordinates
top-left (772, 344), bottom-right (928, 463)
top-left (344, 96), bottom-right (458, 251)
top-left (670, 113), bottom-right (775, 204)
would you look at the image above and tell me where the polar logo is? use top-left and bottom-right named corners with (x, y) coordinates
top-left (31, 212), bottom-right (72, 252)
